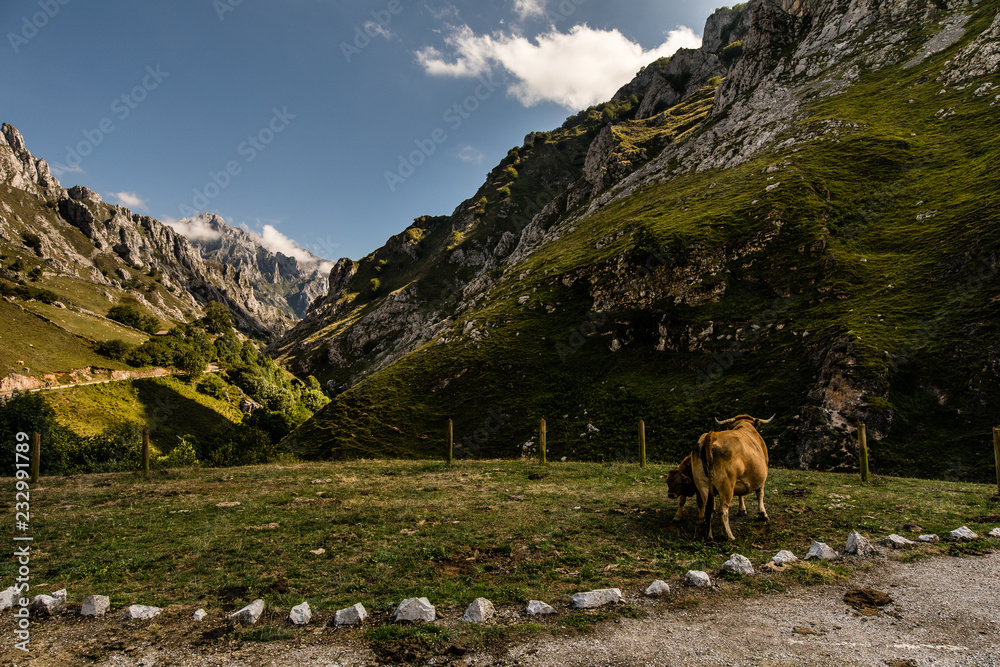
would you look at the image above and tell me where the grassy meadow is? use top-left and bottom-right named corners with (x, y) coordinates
top-left (8, 458), bottom-right (999, 648)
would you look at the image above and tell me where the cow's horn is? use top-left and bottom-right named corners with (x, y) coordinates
top-left (714, 416), bottom-right (734, 426)
top-left (757, 414), bottom-right (776, 425)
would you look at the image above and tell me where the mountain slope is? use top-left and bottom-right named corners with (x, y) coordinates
top-left (279, 0), bottom-right (1000, 480)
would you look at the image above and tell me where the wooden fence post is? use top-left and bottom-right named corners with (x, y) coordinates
top-left (447, 419), bottom-right (454, 465)
top-left (858, 423), bottom-right (870, 483)
top-left (639, 420), bottom-right (646, 469)
top-left (142, 427), bottom-right (150, 479)
top-left (993, 427), bottom-right (1000, 495)
top-left (30, 432), bottom-right (40, 484)
top-left (540, 418), bottom-right (547, 465)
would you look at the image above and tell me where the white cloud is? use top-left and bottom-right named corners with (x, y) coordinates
top-left (363, 20), bottom-right (393, 40)
top-left (416, 24), bottom-right (702, 109)
top-left (250, 224), bottom-right (335, 274)
top-left (513, 0), bottom-right (547, 21)
top-left (109, 191), bottom-right (149, 212)
top-left (456, 144), bottom-right (485, 164)
top-left (163, 214), bottom-right (225, 242)
top-left (49, 162), bottom-right (84, 177)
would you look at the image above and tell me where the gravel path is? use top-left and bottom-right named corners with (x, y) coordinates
top-left (500, 551), bottom-right (1000, 667)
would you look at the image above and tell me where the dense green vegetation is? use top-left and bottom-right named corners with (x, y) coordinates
top-left (0, 302), bottom-right (330, 474)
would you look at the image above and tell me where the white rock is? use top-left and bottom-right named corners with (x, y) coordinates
top-left (30, 590), bottom-right (66, 616)
top-left (0, 586), bottom-right (17, 612)
top-left (645, 580), bottom-right (670, 596)
top-left (228, 599), bottom-right (265, 626)
top-left (80, 595), bottom-right (110, 617)
top-left (192, 609), bottom-right (208, 621)
top-left (334, 603), bottom-right (368, 626)
top-left (950, 526), bottom-right (978, 541)
top-left (461, 597), bottom-right (495, 623)
top-left (989, 528), bottom-right (1000, 539)
top-left (685, 570), bottom-right (712, 587)
top-left (121, 604), bottom-right (161, 620)
top-left (845, 531), bottom-right (877, 557)
top-left (918, 534), bottom-right (940, 543)
top-left (571, 588), bottom-right (622, 609)
top-left (722, 554), bottom-right (755, 575)
top-left (289, 601), bottom-right (312, 625)
top-left (393, 597), bottom-right (435, 622)
top-left (771, 550), bottom-right (798, 565)
top-left (804, 541), bottom-right (838, 560)
top-left (881, 534), bottom-right (916, 549)
top-left (526, 600), bottom-right (556, 615)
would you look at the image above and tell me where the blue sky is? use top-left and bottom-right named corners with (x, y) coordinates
top-left (3, 0), bottom-right (724, 263)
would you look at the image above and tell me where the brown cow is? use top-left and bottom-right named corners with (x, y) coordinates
top-left (691, 414), bottom-right (773, 541)
top-left (666, 454), bottom-right (750, 523)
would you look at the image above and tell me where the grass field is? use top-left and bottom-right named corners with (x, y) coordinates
top-left (9, 458), bottom-right (998, 650)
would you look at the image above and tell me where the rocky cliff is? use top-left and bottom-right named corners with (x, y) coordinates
top-left (280, 0), bottom-right (1000, 479)
top-left (0, 124), bottom-right (327, 340)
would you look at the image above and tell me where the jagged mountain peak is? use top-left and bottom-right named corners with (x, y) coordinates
top-left (0, 124), bottom-right (328, 338)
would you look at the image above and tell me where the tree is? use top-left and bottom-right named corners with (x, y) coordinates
top-left (202, 301), bottom-right (233, 334)
top-left (175, 349), bottom-right (207, 382)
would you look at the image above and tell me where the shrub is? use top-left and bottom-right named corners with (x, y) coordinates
top-left (196, 373), bottom-right (230, 401)
top-left (21, 231), bottom-right (43, 256)
top-left (157, 436), bottom-right (199, 468)
top-left (107, 304), bottom-right (159, 334)
top-left (721, 40), bottom-right (744, 68)
top-left (369, 278), bottom-right (381, 295)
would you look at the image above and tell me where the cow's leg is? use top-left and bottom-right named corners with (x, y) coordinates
top-left (718, 485), bottom-right (736, 541)
top-left (755, 487), bottom-right (769, 521)
top-left (696, 492), bottom-right (705, 521)
top-left (672, 495), bottom-right (687, 522)
top-left (699, 488), bottom-right (714, 540)
top-left (736, 495), bottom-right (748, 517)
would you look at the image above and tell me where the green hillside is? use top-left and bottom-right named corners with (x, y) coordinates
top-left (282, 1), bottom-right (1000, 482)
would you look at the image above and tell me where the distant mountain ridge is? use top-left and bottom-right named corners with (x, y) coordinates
top-left (0, 122), bottom-right (328, 339)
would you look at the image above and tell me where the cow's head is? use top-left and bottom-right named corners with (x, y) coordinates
top-left (665, 455), bottom-right (696, 497)
top-left (713, 414), bottom-right (775, 429)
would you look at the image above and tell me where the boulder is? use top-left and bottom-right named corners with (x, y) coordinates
top-left (918, 534), bottom-right (940, 543)
top-left (722, 554), bottom-right (754, 576)
top-left (804, 542), bottom-right (838, 561)
top-left (121, 604), bottom-right (161, 620)
top-left (771, 550), bottom-right (798, 565)
top-left (844, 531), bottom-right (877, 557)
top-left (80, 595), bottom-right (110, 617)
top-left (461, 597), bottom-right (495, 623)
top-left (950, 526), bottom-right (978, 541)
top-left (289, 601), bottom-right (312, 625)
top-left (228, 599), bottom-right (265, 626)
top-left (685, 570), bottom-right (712, 587)
top-left (881, 534), bottom-right (916, 549)
top-left (393, 597), bottom-right (435, 622)
top-left (31, 589), bottom-right (66, 616)
top-left (526, 600), bottom-right (556, 615)
top-left (570, 588), bottom-right (622, 609)
top-left (989, 528), bottom-right (1000, 538)
top-left (645, 580), bottom-right (671, 596)
top-left (334, 603), bottom-right (368, 626)
top-left (0, 586), bottom-right (17, 612)
top-left (192, 609), bottom-right (208, 621)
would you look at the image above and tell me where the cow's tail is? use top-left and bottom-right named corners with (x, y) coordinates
top-left (698, 432), bottom-right (715, 539)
